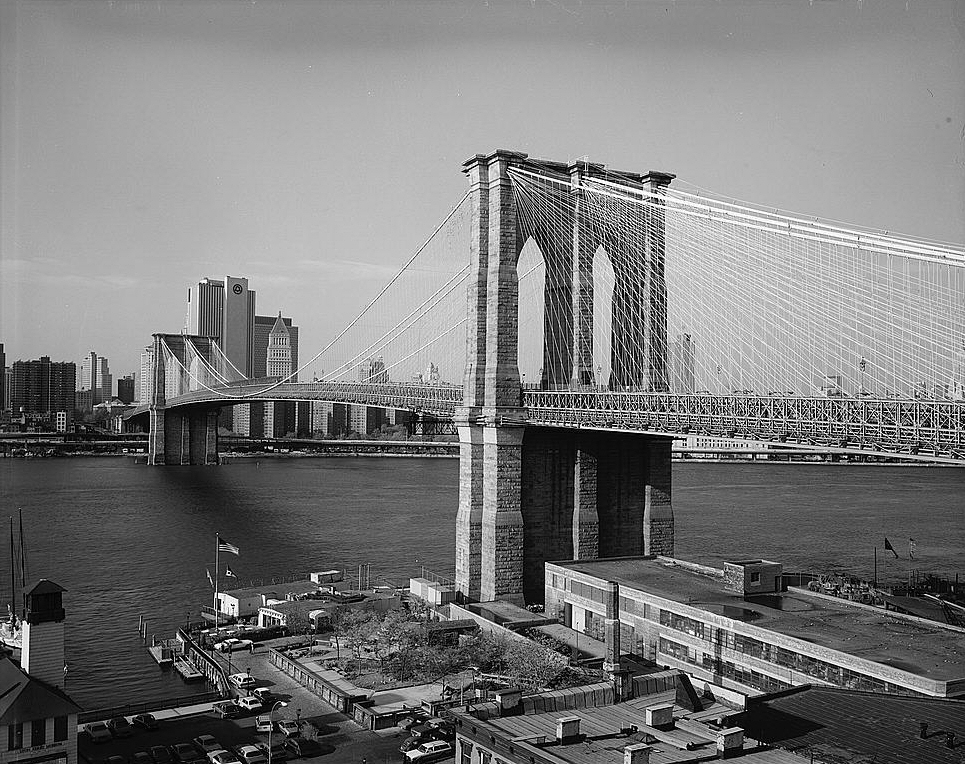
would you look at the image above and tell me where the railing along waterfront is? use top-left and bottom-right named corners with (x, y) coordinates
top-left (523, 391), bottom-right (965, 461)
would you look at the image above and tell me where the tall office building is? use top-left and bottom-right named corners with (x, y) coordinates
top-left (186, 276), bottom-right (256, 376)
top-left (117, 374), bottom-right (135, 404)
top-left (3, 367), bottom-right (11, 411)
top-left (80, 351), bottom-right (112, 405)
top-left (358, 357), bottom-right (388, 383)
top-left (253, 314), bottom-right (299, 380)
top-left (0, 343), bottom-right (5, 411)
top-left (139, 345), bottom-right (155, 404)
top-left (11, 357), bottom-right (76, 415)
top-left (262, 314), bottom-right (296, 437)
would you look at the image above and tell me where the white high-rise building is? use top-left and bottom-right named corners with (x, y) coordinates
top-left (139, 345), bottom-right (154, 404)
top-left (80, 351), bottom-right (112, 405)
top-left (185, 276), bottom-right (256, 377)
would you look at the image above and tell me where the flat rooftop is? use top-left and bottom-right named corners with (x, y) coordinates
top-left (472, 687), bottom-right (800, 764)
top-left (554, 557), bottom-right (965, 682)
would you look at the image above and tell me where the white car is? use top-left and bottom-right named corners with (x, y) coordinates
top-left (237, 696), bottom-right (262, 711)
top-left (228, 672), bottom-right (257, 690)
top-left (233, 746), bottom-right (266, 764)
top-left (254, 716), bottom-right (273, 733)
top-left (207, 751), bottom-right (241, 764)
top-left (216, 637), bottom-right (254, 653)
top-left (276, 720), bottom-right (299, 738)
top-left (405, 740), bottom-right (453, 762)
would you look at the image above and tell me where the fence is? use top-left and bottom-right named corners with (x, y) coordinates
top-left (268, 648), bottom-right (366, 714)
top-left (177, 628), bottom-right (231, 696)
top-left (77, 690), bottom-right (221, 724)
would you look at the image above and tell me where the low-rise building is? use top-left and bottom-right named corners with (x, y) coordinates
top-left (545, 556), bottom-right (965, 699)
top-left (257, 587), bottom-right (401, 630)
top-left (0, 659), bottom-right (80, 764)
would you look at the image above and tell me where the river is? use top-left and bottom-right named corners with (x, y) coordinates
top-left (3, 456), bottom-right (962, 711)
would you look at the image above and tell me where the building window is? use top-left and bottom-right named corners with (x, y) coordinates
top-left (480, 752), bottom-right (492, 764)
top-left (459, 739), bottom-right (473, 764)
top-left (750, 572), bottom-right (761, 584)
top-left (54, 716), bottom-right (68, 742)
top-left (31, 718), bottom-right (46, 746)
top-left (8, 723), bottom-right (23, 750)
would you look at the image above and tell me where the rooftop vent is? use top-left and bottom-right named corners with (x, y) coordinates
top-left (556, 716), bottom-right (581, 744)
top-left (623, 743), bottom-right (652, 764)
top-left (645, 702), bottom-right (674, 731)
top-left (716, 726), bottom-right (744, 759)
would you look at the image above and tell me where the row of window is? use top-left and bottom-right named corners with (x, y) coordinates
top-left (569, 579), bottom-right (608, 604)
top-left (659, 637), bottom-right (792, 694)
top-left (656, 619), bottom-right (917, 696)
top-left (8, 716), bottom-right (69, 750)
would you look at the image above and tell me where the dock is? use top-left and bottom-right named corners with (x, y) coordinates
top-left (148, 644), bottom-right (174, 666)
top-left (174, 657), bottom-right (205, 682)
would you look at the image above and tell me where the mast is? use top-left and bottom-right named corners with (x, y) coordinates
top-left (18, 509), bottom-right (26, 619)
top-left (214, 533), bottom-right (220, 630)
top-left (8, 519), bottom-right (14, 622)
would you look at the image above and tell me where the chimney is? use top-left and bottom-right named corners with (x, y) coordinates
top-left (556, 716), bottom-right (581, 744)
top-left (623, 743), bottom-right (652, 764)
top-left (716, 727), bottom-right (745, 759)
top-left (645, 702), bottom-right (674, 731)
top-left (495, 688), bottom-right (523, 717)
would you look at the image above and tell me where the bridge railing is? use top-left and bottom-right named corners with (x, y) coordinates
top-left (524, 391), bottom-right (965, 460)
top-left (164, 380), bottom-right (464, 416)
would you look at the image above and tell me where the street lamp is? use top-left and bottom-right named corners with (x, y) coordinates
top-left (267, 701), bottom-right (288, 764)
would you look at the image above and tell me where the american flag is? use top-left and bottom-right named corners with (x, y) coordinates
top-left (218, 537), bottom-right (240, 555)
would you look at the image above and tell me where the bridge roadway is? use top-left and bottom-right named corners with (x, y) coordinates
top-left (125, 381), bottom-right (964, 463)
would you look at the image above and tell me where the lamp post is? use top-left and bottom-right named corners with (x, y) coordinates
top-left (267, 701), bottom-right (288, 764)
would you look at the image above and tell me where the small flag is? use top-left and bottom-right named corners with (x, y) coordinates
top-left (206, 568), bottom-right (214, 588)
top-left (218, 537), bottom-right (240, 555)
top-left (225, 565), bottom-right (237, 578)
top-left (909, 538), bottom-right (917, 560)
top-left (884, 537), bottom-right (899, 558)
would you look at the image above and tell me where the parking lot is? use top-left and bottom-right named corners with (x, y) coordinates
top-left (80, 641), bottom-right (454, 764)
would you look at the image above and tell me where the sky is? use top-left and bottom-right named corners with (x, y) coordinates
top-left (1, 0), bottom-right (963, 380)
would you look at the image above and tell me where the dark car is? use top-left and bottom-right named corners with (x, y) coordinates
top-left (151, 746), bottom-right (173, 764)
top-left (131, 752), bottom-right (154, 764)
top-left (283, 738), bottom-right (332, 758)
top-left (193, 736), bottom-right (222, 756)
top-left (107, 717), bottom-right (134, 738)
top-left (134, 714), bottom-right (160, 731)
top-left (399, 735), bottom-right (425, 754)
top-left (171, 743), bottom-right (206, 764)
top-left (107, 756), bottom-right (126, 764)
top-left (398, 713), bottom-right (429, 731)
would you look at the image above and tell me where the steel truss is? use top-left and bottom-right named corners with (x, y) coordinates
top-left (523, 391), bottom-right (965, 462)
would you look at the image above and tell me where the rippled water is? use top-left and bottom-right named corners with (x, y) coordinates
top-left (3, 456), bottom-right (962, 711)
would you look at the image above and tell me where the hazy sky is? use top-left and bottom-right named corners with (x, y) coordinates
top-left (1, 0), bottom-right (963, 378)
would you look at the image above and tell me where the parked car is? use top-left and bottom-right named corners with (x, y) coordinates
top-left (404, 740), bottom-right (454, 763)
top-left (275, 720), bottom-right (299, 738)
top-left (151, 745), bottom-right (173, 764)
top-left (171, 743), bottom-right (205, 764)
top-left (207, 751), bottom-right (241, 764)
top-left (399, 735), bottom-right (428, 753)
top-left (133, 714), bottom-right (160, 730)
top-left (107, 716), bottom-right (134, 738)
top-left (233, 745), bottom-right (266, 764)
top-left (228, 673), bottom-right (257, 690)
top-left (193, 736), bottom-right (223, 755)
top-left (236, 696), bottom-right (262, 711)
top-left (85, 722), bottom-right (112, 744)
top-left (398, 712), bottom-right (430, 731)
top-left (107, 756), bottom-right (127, 764)
top-left (216, 637), bottom-right (254, 653)
top-left (212, 700), bottom-right (241, 719)
top-left (255, 741), bottom-right (288, 763)
top-left (130, 752), bottom-right (153, 764)
top-left (283, 738), bottom-right (332, 758)
top-left (251, 687), bottom-right (275, 704)
top-left (254, 716), bottom-right (273, 734)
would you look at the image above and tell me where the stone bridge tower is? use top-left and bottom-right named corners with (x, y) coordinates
top-left (455, 150), bottom-right (675, 605)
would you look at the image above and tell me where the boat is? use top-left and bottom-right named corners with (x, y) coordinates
top-left (147, 643), bottom-right (174, 666)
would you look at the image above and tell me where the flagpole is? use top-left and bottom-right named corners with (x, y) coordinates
top-left (214, 533), bottom-right (220, 631)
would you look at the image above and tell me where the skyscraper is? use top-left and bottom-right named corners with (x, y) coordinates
top-left (0, 343), bottom-right (5, 412)
top-left (139, 344), bottom-right (154, 404)
top-left (117, 375), bottom-right (135, 404)
top-left (253, 314), bottom-right (299, 380)
top-left (185, 276), bottom-right (256, 376)
top-left (80, 351), bottom-right (112, 405)
top-left (11, 357), bottom-right (76, 415)
top-left (262, 313), bottom-right (296, 437)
